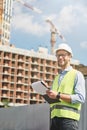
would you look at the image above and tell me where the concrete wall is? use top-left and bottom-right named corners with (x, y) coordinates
top-left (0, 103), bottom-right (50, 130)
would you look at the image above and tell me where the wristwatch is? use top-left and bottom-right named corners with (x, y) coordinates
top-left (56, 92), bottom-right (61, 100)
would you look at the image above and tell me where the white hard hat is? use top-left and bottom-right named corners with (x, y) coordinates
top-left (55, 43), bottom-right (73, 56)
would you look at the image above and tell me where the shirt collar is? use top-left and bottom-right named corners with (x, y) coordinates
top-left (59, 66), bottom-right (73, 74)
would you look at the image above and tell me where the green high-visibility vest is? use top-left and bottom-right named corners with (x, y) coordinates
top-left (50, 69), bottom-right (81, 121)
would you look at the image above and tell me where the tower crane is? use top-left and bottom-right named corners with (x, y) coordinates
top-left (16, 0), bottom-right (42, 14)
top-left (46, 19), bottom-right (66, 54)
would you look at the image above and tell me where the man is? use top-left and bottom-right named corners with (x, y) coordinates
top-left (46, 43), bottom-right (85, 130)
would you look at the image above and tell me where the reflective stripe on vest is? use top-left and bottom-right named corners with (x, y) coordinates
top-left (50, 104), bottom-right (80, 114)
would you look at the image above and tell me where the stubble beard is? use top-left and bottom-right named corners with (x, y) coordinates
top-left (58, 60), bottom-right (68, 69)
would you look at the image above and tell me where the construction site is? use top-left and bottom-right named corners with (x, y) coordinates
top-left (0, 1), bottom-right (87, 130)
top-left (0, 0), bottom-right (87, 106)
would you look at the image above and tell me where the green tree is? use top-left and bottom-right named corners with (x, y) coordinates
top-left (2, 99), bottom-right (10, 108)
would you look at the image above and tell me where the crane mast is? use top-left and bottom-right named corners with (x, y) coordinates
top-left (46, 19), bottom-right (66, 55)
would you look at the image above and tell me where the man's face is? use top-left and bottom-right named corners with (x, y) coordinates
top-left (56, 50), bottom-right (71, 68)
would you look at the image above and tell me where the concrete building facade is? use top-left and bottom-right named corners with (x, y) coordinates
top-left (0, 45), bottom-right (58, 106)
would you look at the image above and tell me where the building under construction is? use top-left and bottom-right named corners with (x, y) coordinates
top-left (0, 0), bottom-right (13, 45)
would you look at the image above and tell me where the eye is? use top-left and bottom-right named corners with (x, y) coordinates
top-left (56, 53), bottom-right (68, 58)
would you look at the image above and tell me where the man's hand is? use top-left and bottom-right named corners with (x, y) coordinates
top-left (46, 90), bottom-right (71, 103)
top-left (46, 90), bottom-right (58, 99)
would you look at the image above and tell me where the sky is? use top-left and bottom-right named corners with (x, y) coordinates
top-left (10, 0), bottom-right (87, 65)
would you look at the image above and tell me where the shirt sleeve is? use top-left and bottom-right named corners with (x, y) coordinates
top-left (70, 71), bottom-right (86, 104)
